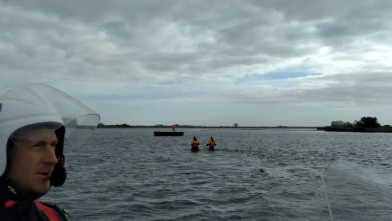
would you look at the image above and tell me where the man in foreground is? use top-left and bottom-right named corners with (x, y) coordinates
top-left (0, 83), bottom-right (100, 220)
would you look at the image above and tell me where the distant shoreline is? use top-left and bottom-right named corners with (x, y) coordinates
top-left (96, 124), bottom-right (392, 133)
top-left (97, 125), bottom-right (319, 129)
top-left (317, 126), bottom-right (392, 133)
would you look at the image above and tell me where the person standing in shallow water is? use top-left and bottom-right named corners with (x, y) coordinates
top-left (206, 137), bottom-right (216, 151)
top-left (191, 137), bottom-right (200, 152)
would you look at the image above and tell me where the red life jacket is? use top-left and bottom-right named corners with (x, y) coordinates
top-left (192, 140), bottom-right (199, 147)
top-left (209, 140), bottom-right (215, 147)
top-left (34, 200), bottom-right (68, 221)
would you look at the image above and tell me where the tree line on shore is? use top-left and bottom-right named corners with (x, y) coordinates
top-left (334, 117), bottom-right (389, 128)
top-left (323, 116), bottom-right (392, 133)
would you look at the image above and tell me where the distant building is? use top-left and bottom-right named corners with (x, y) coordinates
top-left (234, 123), bottom-right (238, 127)
top-left (331, 121), bottom-right (345, 126)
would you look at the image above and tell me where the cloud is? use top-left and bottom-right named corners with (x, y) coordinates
top-left (1, 0), bottom-right (392, 125)
top-left (216, 71), bottom-right (392, 108)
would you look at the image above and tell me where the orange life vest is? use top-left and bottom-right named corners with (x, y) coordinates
top-left (209, 140), bottom-right (216, 147)
top-left (191, 140), bottom-right (199, 147)
top-left (34, 200), bottom-right (67, 221)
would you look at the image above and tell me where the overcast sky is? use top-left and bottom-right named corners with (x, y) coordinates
top-left (1, 0), bottom-right (392, 126)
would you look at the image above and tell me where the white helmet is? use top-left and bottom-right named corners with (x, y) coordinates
top-left (0, 83), bottom-right (100, 186)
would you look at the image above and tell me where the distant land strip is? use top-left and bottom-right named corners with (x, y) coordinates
top-left (97, 124), bottom-right (392, 133)
top-left (97, 124), bottom-right (319, 129)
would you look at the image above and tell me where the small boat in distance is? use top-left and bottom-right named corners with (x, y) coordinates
top-left (154, 131), bottom-right (184, 136)
top-left (154, 125), bottom-right (184, 136)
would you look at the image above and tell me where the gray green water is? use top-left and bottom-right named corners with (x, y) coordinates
top-left (42, 128), bottom-right (392, 220)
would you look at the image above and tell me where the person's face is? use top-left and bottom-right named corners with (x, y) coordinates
top-left (6, 128), bottom-right (59, 194)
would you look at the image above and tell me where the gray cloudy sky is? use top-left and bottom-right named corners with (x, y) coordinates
top-left (1, 0), bottom-right (392, 126)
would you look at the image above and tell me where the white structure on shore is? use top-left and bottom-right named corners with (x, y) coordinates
top-left (331, 121), bottom-right (345, 126)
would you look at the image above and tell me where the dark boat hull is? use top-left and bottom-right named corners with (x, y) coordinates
top-left (154, 131), bottom-right (184, 136)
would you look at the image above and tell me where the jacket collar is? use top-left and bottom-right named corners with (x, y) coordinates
top-left (0, 177), bottom-right (46, 206)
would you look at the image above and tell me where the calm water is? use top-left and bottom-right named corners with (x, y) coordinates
top-left (42, 128), bottom-right (392, 221)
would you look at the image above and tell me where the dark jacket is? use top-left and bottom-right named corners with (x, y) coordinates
top-left (0, 178), bottom-right (68, 221)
